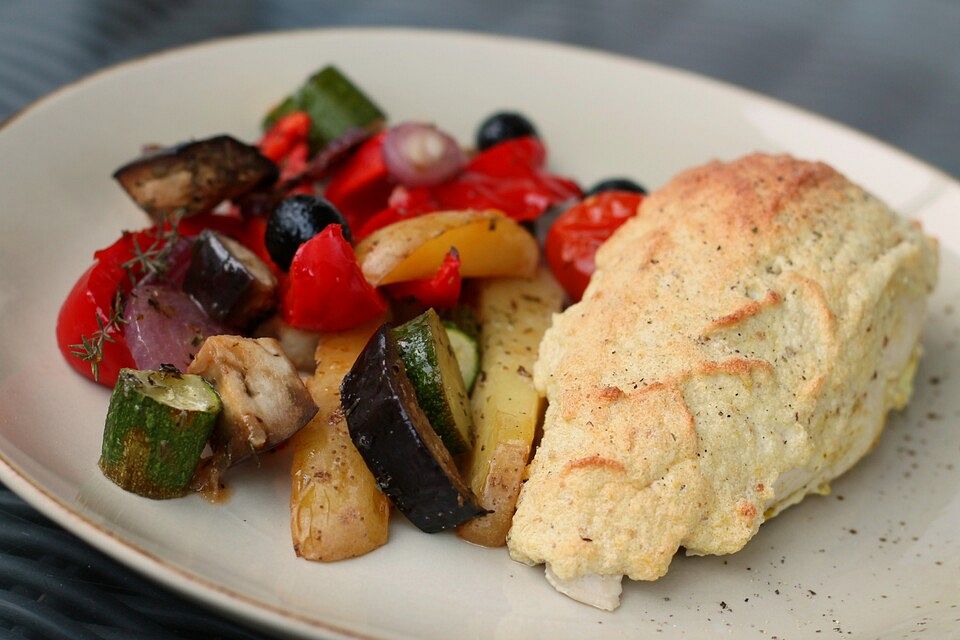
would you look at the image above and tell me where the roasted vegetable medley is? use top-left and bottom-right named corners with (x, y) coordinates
top-left (56, 66), bottom-right (647, 556)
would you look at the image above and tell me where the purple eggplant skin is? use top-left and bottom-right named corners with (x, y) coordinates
top-left (112, 135), bottom-right (278, 222)
top-left (341, 325), bottom-right (485, 533)
top-left (183, 230), bottom-right (278, 329)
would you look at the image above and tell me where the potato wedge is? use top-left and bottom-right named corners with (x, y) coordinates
top-left (355, 210), bottom-right (538, 285)
top-left (290, 318), bottom-right (390, 561)
top-left (457, 268), bottom-right (564, 547)
top-left (255, 315), bottom-right (320, 373)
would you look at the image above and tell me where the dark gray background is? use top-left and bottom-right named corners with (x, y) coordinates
top-left (1, 0), bottom-right (958, 176)
top-left (0, 2), bottom-right (956, 638)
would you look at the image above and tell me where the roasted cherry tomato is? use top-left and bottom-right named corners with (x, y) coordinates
top-left (281, 224), bottom-right (386, 331)
top-left (545, 191), bottom-right (643, 301)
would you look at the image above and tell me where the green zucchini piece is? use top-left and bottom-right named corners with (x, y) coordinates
top-left (99, 369), bottom-right (221, 499)
top-left (439, 305), bottom-right (481, 342)
top-left (393, 309), bottom-right (474, 455)
top-left (264, 66), bottom-right (385, 152)
top-left (341, 325), bottom-right (485, 533)
top-left (442, 321), bottom-right (480, 393)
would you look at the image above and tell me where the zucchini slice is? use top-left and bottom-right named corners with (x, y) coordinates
top-left (99, 368), bottom-right (221, 499)
top-left (341, 325), bottom-right (485, 533)
top-left (442, 321), bottom-right (480, 393)
top-left (264, 66), bottom-right (385, 152)
top-left (393, 309), bottom-right (474, 455)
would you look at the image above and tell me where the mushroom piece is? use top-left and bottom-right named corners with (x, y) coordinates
top-left (187, 336), bottom-right (317, 481)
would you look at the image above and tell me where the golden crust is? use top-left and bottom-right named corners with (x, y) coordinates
top-left (508, 153), bottom-right (939, 583)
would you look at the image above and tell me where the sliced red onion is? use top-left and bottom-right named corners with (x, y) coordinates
top-left (123, 284), bottom-right (226, 371)
top-left (382, 122), bottom-right (466, 187)
top-left (135, 237), bottom-right (194, 289)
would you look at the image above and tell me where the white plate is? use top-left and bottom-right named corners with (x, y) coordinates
top-left (0, 28), bottom-right (957, 640)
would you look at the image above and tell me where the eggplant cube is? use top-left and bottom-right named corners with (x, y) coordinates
top-left (184, 230), bottom-right (277, 329)
top-left (112, 135), bottom-right (278, 222)
top-left (187, 336), bottom-right (317, 467)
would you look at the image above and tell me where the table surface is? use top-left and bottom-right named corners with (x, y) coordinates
top-left (0, 1), bottom-right (957, 639)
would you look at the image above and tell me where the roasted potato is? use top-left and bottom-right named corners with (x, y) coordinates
top-left (255, 315), bottom-right (320, 373)
top-left (354, 210), bottom-right (539, 285)
top-left (290, 319), bottom-right (390, 561)
top-left (457, 268), bottom-right (564, 546)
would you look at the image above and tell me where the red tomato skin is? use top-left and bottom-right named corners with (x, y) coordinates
top-left (545, 191), bottom-right (643, 301)
top-left (282, 225), bottom-right (386, 331)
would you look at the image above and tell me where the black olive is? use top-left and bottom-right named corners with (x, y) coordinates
top-left (266, 195), bottom-right (351, 270)
top-left (585, 178), bottom-right (648, 197)
top-left (475, 112), bottom-right (538, 151)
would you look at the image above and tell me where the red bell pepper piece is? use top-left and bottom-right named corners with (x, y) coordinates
top-left (466, 135), bottom-right (546, 176)
top-left (388, 185), bottom-right (438, 215)
top-left (237, 216), bottom-right (283, 277)
top-left (259, 111), bottom-right (311, 162)
top-left (56, 227), bottom-right (173, 387)
top-left (324, 132), bottom-right (393, 230)
top-left (285, 180), bottom-right (315, 197)
top-left (387, 249), bottom-right (462, 309)
top-left (432, 137), bottom-right (580, 221)
top-left (344, 135), bottom-right (582, 235)
top-left (279, 141), bottom-right (310, 183)
top-left (356, 186), bottom-right (440, 239)
top-left (281, 224), bottom-right (386, 331)
top-left (356, 207), bottom-right (403, 240)
top-left (56, 261), bottom-right (135, 387)
top-left (176, 210), bottom-right (246, 240)
top-left (431, 170), bottom-right (579, 221)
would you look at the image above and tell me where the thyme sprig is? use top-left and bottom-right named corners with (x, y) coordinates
top-left (121, 216), bottom-right (183, 283)
top-left (69, 289), bottom-right (127, 382)
top-left (72, 212), bottom-right (185, 381)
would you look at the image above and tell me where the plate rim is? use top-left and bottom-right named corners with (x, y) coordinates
top-left (1, 25), bottom-right (957, 640)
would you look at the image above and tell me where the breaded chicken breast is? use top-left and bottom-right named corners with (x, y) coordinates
top-left (507, 154), bottom-right (938, 610)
